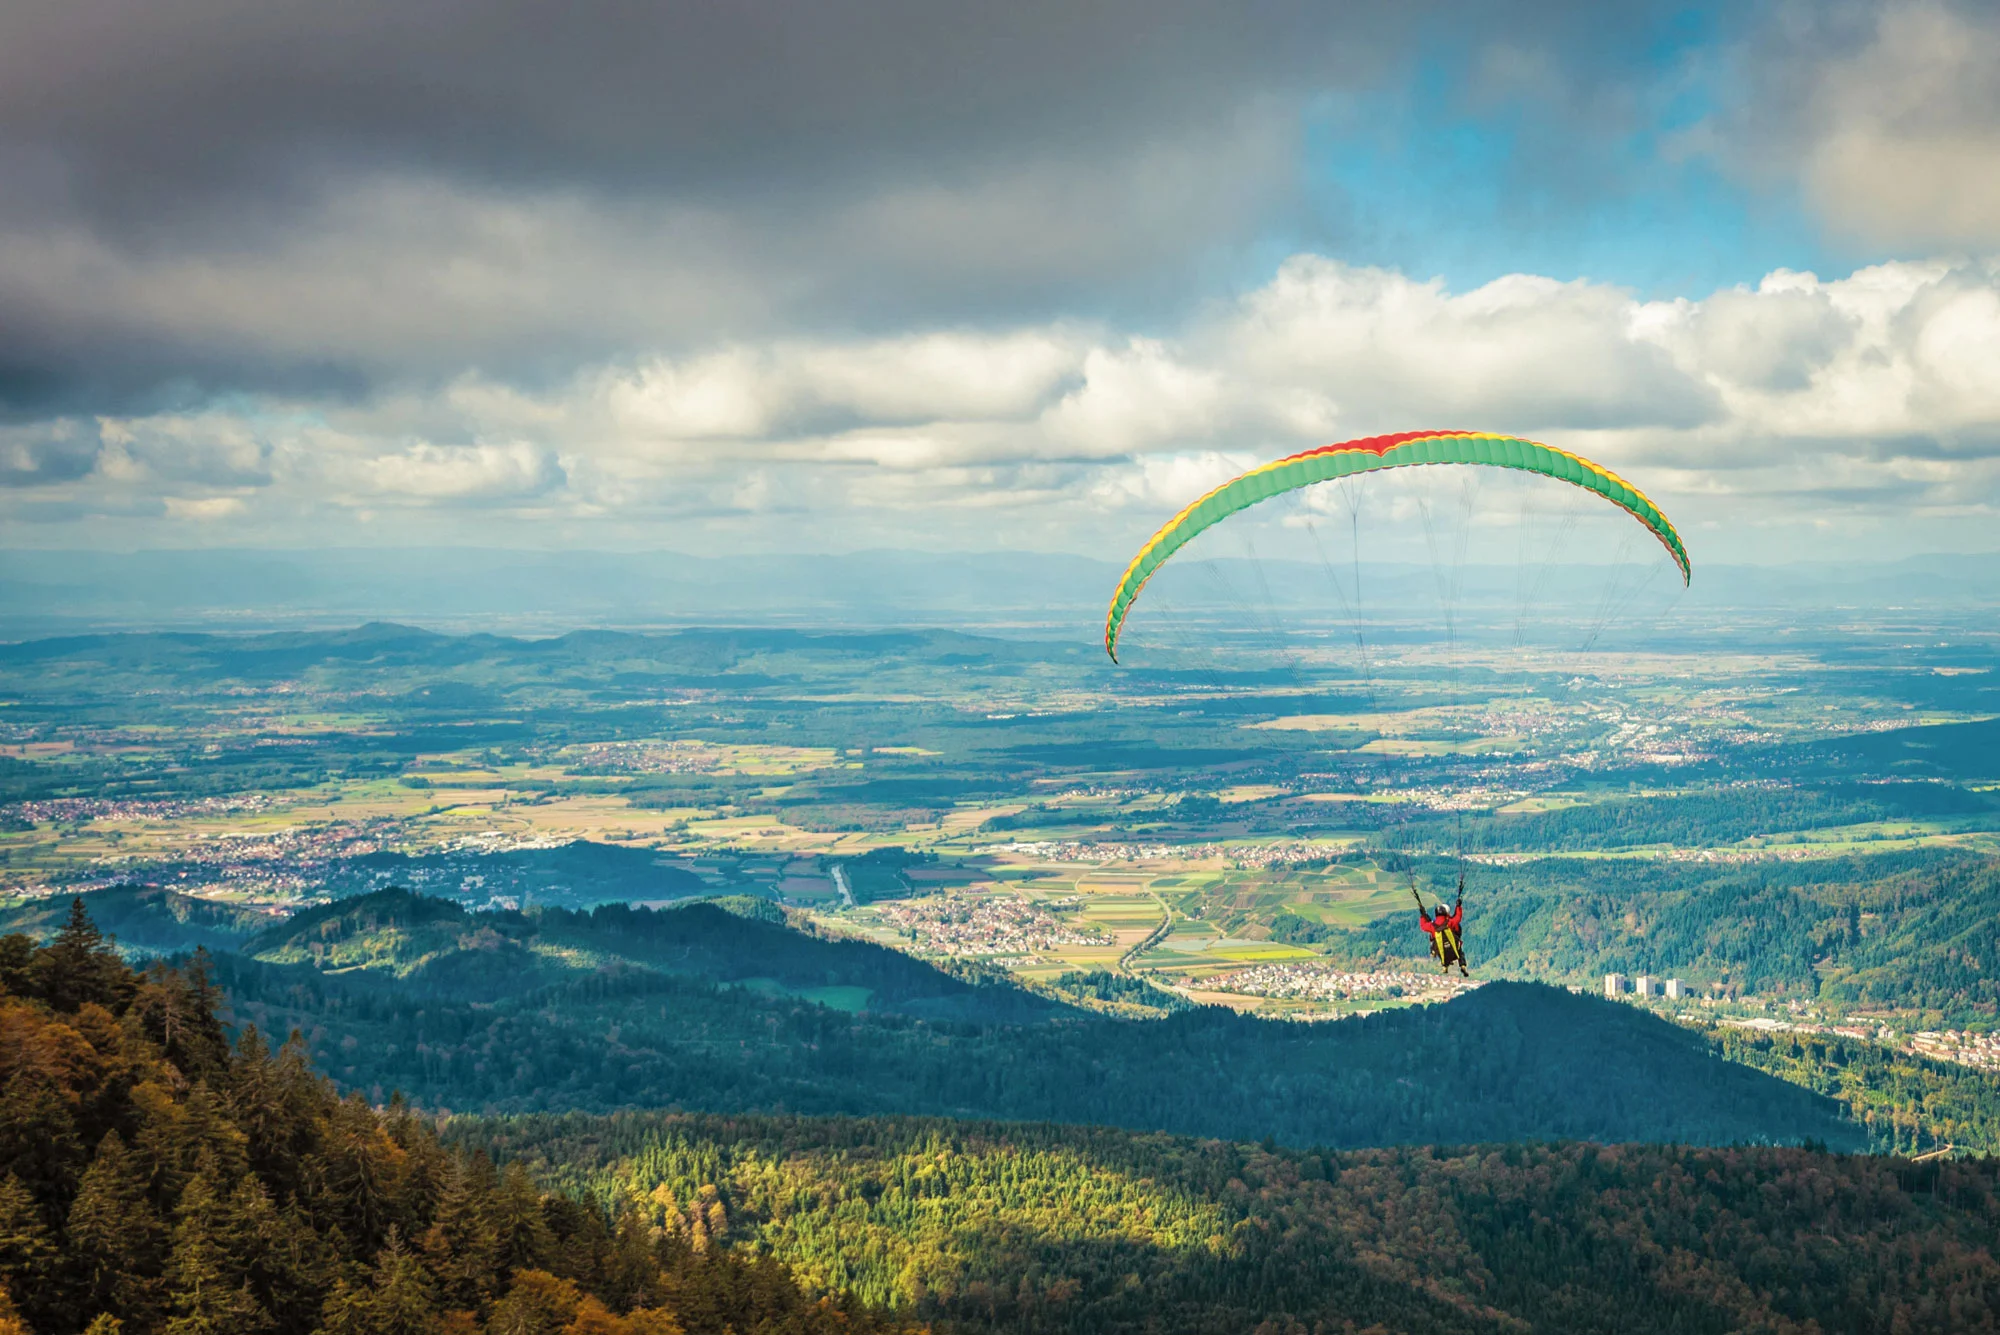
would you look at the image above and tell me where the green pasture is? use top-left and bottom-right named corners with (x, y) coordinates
top-left (1159, 940), bottom-right (1318, 964)
top-left (1075, 896), bottom-right (1163, 927)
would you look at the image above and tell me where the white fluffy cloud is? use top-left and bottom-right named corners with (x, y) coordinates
top-left (353, 442), bottom-right (566, 504)
top-left (9, 255), bottom-right (2000, 559)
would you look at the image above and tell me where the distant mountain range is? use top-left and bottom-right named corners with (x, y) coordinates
top-left (5, 546), bottom-right (2000, 637)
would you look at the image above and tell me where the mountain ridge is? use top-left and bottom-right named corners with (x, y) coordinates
top-left (180, 889), bottom-right (1868, 1150)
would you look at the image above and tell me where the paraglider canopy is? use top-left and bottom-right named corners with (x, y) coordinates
top-left (1103, 430), bottom-right (1688, 662)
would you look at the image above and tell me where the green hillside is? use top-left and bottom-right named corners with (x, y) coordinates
top-left (240, 888), bottom-right (1062, 1021)
top-left (459, 1110), bottom-right (2000, 1335)
top-left (1306, 847), bottom-right (2000, 1019)
top-left (0, 884), bottom-right (279, 956)
top-left (1708, 1023), bottom-right (2000, 1153)
top-left (1384, 782), bottom-right (1997, 853)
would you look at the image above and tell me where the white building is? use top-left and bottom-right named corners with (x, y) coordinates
top-left (1664, 978), bottom-right (1685, 999)
top-left (1605, 973), bottom-right (1627, 998)
top-left (1635, 975), bottom-right (1657, 997)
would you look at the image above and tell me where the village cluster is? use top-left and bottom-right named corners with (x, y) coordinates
top-left (876, 892), bottom-right (1108, 957)
top-left (1209, 961), bottom-right (1483, 1003)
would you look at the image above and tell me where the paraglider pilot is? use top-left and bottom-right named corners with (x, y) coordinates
top-left (1414, 875), bottom-right (1469, 976)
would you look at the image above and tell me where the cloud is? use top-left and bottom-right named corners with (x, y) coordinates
top-left (606, 331), bottom-right (1085, 442)
top-left (1641, 259), bottom-right (2000, 448)
top-left (1800, 3), bottom-right (2000, 249)
top-left (1216, 260), bottom-right (1722, 432)
top-left (348, 442), bottom-right (568, 505)
top-left (9, 254), bottom-right (2000, 560)
top-left (0, 419), bottom-right (101, 485)
top-left (0, 0), bottom-right (1733, 415)
top-left (1710, 1), bottom-right (2000, 250)
top-left (97, 416), bottom-right (273, 487)
top-left (161, 495), bottom-right (248, 521)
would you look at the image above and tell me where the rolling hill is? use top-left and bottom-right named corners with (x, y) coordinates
top-left (197, 890), bottom-right (1865, 1150)
top-left (0, 884), bottom-right (281, 955)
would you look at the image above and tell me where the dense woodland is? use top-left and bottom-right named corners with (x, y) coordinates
top-left (464, 1110), bottom-right (2000, 1335)
top-left (0, 903), bottom-right (917, 1335)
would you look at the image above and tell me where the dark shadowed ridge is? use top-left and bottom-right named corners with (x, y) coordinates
top-left (200, 890), bottom-right (1864, 1151)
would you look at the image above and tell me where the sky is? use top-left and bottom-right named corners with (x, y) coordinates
top-left (4, 0), bottom-right (2000, 567)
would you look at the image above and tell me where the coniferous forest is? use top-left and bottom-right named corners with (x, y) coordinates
top-left (0, 903), bottom-right (914, 1335)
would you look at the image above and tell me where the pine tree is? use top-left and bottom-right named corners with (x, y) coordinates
top-left (162, 1167), bottom-right (272, 1335)
top-left (33, 899), bottom-right (129, 1013)
top-left (384, 1093), bottom-right (450, 1233)
top-left (600, 1204), bottom-right (660, 1313)
top-left (0, 1175), bottom-right (54, 1301)
top-left (0, 1078), bottom-right (85, 1210)
top-left (223, 1174), bottom-right (321, 1329)
top-left (133, 958), bottom-right (230, 1085)
top-left (318, 1229), bottom-right (440, 1335)
top-left (368, 1233), bottom-right (444, 1335)
top-left (311, 1093), bottom-right (406, 1256)
top-left (491, 1164), bottom-right (555, 1277)
top-left (424, 1156), bottom-right (502, 1310)
top-left (135, 1083), bottom-right (251, 1208)
top-left (0, 936), bottom-right (34, 999)
top-left (66, 1132), bottom-right (168, 1326)
top-left (229, 1027), bottom-right (304, 1196)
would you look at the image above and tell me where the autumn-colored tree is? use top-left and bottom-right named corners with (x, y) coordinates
top-left (485, 1269), bottom-right (580, 1335)
top-left (0, 1282), bottom-right (31, 1335)
top-left (0, 909), bottom-right (919, 1335)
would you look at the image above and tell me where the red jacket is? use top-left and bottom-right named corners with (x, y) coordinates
top-left (1420, 901), bottom-right (1463, 935)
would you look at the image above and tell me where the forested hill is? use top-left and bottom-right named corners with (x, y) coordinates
top-left (0, 901), bottom-right (918, 1335)
top-left (0, 885), bottom-right (279, 956)
top-left (460, 1110), bottom-right (2000, 1335)
top-left (240, 887), bottom-right (1063, 1022)
top-left (186, 890), bottom-right (1866, 1149)
top-left (1307, 846), bottom-right (2000, 1020)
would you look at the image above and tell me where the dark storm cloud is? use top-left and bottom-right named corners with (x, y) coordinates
top-left (12, 2), bottom-right (1331, 204)
top-left (0, 0), bottom-right (1719, 416)
top-left (4, 0), bottom-right (1691, 204)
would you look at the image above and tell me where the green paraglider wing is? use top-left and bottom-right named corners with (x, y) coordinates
top-left (1104, 430), bottom-right (1689, 662)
